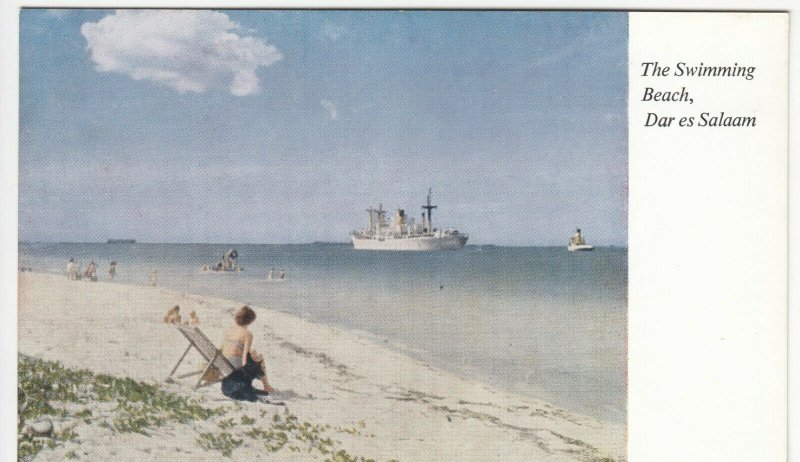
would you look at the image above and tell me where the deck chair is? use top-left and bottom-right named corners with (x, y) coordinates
top-left (168, 324), bottom-right (236, 389)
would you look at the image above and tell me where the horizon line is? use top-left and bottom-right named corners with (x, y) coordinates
top-left (18, 240), bottom-right (628, 248)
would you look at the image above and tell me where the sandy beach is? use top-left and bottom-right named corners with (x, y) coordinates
top-left (18, 272), bottom-right (625, 461)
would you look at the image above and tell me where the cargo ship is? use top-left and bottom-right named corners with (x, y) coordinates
top-left (351, 189), bottom-right (468, 251)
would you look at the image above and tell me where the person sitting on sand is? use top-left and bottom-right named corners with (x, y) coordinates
top-left (163, 305), bottom-right (181, 324)
top-left (220, 305), bottom-right (276, 401)
top-left (188, 310), bottom-right (199, 327)
top-left (84, 261), bottom-right (97, 281)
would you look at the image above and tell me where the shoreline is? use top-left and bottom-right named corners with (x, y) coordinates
top-left (19, 266), bottom-right (623, 422)
top-left (18, 271), bottom-right (626, 461)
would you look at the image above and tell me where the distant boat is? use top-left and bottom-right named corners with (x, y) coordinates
top-left (201, 248), bottom-right (244, 272)
top-left (567, 228), bottom-right (594, 251)
top-left (107, 239), bottom-right (136, 244)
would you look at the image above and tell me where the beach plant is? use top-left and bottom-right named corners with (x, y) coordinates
top-left (56, 427), bottom-right (79, 442)
top-left (196, 431), bottom-right (243, 457)
top-left (19, 356), bottom-right (399, 462)
top-left (18, 357), bottom-right (94, 460)
top-left (112, 402), bottom-right (166, 434)
top-left (74, 408), bottom-right (92, 423)
top-left (244, 425), bottom-right (290, 452)
top-left (18, 356), bottom-right (220, 422)
top-left (241, 411), bottom-right (393, 460)
top-left (326, 449), bottom-right (377, 462)
top-left (17, 434), bottom-right (46, 461)
top-left (18, 355), bottom-right (223, 459)
top-left (91, 373), bottom-right (222, 426)
top-left (218, 417), bottom-right (237, 429)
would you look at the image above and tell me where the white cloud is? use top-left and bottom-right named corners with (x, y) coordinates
top-left (81, 10), bottom-right (283, 96)
top-left (320, 99), bottom-right (338, 120)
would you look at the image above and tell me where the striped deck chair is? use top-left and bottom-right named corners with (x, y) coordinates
top-left (168, 324), bottom-right (236, 389)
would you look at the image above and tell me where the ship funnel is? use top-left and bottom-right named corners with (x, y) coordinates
top-left (395, 209), bottom-right (406, 233)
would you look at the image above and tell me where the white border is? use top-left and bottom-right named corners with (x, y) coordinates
top-left (628, 12), bottom-right (788, 461)
top-left (2, 2), bottom-right (796, 461)
top-left (0, 2), bottom-right (20, 457)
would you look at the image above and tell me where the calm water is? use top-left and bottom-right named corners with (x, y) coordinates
top-left (19, 243), bottom-right (627, 423)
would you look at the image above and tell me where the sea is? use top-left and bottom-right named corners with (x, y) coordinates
top-left (18, 242), bottom-right (627, 424)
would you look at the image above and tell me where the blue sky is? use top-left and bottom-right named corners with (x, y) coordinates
top-left (19, 10), bottom-right (627, 245)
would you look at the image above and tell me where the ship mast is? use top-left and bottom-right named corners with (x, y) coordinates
top-left (366, 206), bottom-right (375, 234)
top-left (421, 188), bottom-right (437, 232)
top-left (375, 203), bottom-right (386, 235)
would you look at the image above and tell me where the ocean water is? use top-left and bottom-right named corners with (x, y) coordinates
top-left (18, 243), bottom-right (627, 423)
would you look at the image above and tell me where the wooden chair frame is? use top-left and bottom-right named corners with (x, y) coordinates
top-left (168, 324), bottom-right (235, 389)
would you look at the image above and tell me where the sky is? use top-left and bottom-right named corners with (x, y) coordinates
top-left (19, 9), bottom-right (628, 246)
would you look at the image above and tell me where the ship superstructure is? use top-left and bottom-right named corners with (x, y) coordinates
top-left (567, 228), bottom-right (594, 251)
top-left (351, 189), bottom-right (468, 251)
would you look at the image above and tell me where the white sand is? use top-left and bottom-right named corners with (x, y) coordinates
top-left (18, 272), bottom-right (626, 461)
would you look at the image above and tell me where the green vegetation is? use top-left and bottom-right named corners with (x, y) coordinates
top-left (197, 432), bottom-right (243, 457)
top-left (74, 408), bottom-right (92, 424)
top-left (19, 355), bottom-right (220, 423)
top-left (326, 449), bottom-right (378, 462)
top-left (244, 410), bottom-right (334, 454)
top-left (18, 356), bottom-right (398, 462)
top-left (240, 409), bottom-right (402, 461)
top-left (17, 434), bottom-right (46, 461)
top-left (18, 355), bottom-right (222, 460)
top-left (217, 417), bottom-right (237, 430)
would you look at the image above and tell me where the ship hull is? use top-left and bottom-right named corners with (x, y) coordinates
top-left (352, 234), bottom-right (467, 251)
top-left (567, 244), bottom-right (594, 251)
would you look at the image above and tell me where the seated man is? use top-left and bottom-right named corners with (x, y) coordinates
top-left (220, 305), bottom-right (276, 401)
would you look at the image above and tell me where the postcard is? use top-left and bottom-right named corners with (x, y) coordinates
top-left (10, 8), bottom-right (789, 462)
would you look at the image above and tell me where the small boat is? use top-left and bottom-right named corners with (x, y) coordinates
top-left (201, 249), bottom-right (244, 272)
top-left (567, 228), bottom-right (594, 251)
